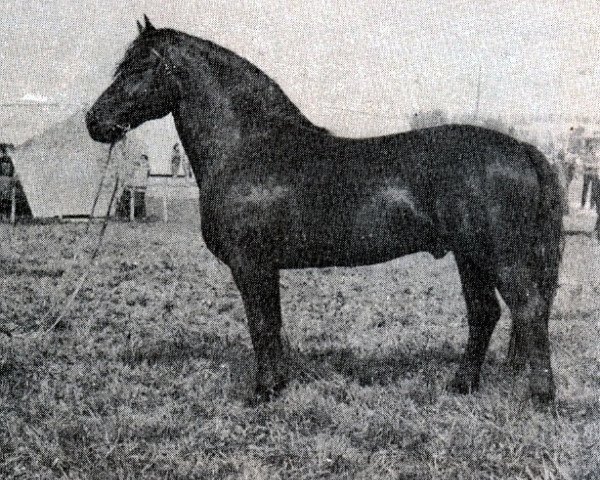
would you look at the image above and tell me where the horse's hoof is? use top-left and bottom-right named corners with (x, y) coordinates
top-left (506, 354), bottom-right (527, 373)
top-left (245, 388), bottom-right (273, 407)
top-left (530, 391), bottom-right (556, 412)
top-left (248, 379), bottom-right (287, 405)
top-left (245, 392), bottom-right (269, 407)
top-left (530, 379), bottom-right (556, 410)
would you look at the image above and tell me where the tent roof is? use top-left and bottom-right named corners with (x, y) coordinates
top-left (12, 109), bottom-right (147, 218)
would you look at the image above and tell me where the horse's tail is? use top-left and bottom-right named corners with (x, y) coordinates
top-left (526, 145), bottom-right (564, 303)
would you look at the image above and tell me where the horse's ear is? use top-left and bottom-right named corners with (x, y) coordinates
top-left (136, 19), bottom-right (144, 34)
top-left (143, 14), bottom-right (156, 31)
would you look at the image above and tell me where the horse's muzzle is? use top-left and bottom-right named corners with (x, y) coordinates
top-left (85, 110), bottom-right (127, 144)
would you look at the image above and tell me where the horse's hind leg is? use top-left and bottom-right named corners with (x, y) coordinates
top-left (449, 253), bottom-right (501, 394)
top-left (230, 261), bottom-right (287, 401)
top-left (506, 322), bottom-right (528, 372)
top-left (496, 266), bottom-right (555, 405)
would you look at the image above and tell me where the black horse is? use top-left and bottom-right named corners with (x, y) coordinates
top-left (87, 17), bottom-right (563, 405)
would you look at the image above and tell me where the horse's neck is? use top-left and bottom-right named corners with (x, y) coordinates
top-left (166, 46), bottom-right (235, 183)
top-left (171, 98), bottom-right (240, 188)
top-left (168, 37), bottom-right (328, 187)
top-left (169, 53), bottom-right (279, 184)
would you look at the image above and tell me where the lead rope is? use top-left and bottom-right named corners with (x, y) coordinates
top-left (33, 142), bottom-right (121, 336)
top-left (85, 143), bottom-right (115, 233)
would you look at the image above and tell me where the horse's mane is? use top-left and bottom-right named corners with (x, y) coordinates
top-left (116, 28), bottom-right (329, 135)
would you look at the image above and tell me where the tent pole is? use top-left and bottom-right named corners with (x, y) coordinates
top-left (10, 177), bottom-right (16, 225)
top-left (162, 191), bottom-right (168, 222)
top-left (129, 187), bottom-right (135, 222)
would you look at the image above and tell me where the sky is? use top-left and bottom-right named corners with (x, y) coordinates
top-left (1, 0), bottom-right (600, 144)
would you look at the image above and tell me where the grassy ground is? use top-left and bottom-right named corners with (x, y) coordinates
top-left (0, 221), bottom-right (599, 479)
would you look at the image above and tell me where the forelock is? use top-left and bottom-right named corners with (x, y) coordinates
top-left (114, 32), bottom-right (162, 77)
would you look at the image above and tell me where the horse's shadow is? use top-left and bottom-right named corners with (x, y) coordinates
top-left (120, 330), bottom-right (466, 401)
top-left (286, 342), bottom-right (462, 386)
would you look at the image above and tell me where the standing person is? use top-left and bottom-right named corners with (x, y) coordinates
top-left (171, 143), bottom-right (181, 177)
top-left (581, 139), bottom-right (599, 209)
top-left (0, 144), bottom-right (14, 177)
top-left (136, 154), bottom-right (150, 218)
top-left (182, 153), bottom-right (193, 179)
top-left (140, 154), bottom-right (150, 178)
top-left (553, 149), bottom-right (574, 215)
top-left (590, 139), bottom-right (600, 210)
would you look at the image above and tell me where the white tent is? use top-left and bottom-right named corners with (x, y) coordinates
top-left (12, 109), bottom-right (147, 218)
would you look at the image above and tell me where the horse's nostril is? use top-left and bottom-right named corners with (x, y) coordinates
top-left (86, 116), bottom-right (127, 143)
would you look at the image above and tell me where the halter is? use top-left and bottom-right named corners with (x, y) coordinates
top-left (150, 48), bottom-right (170, 70)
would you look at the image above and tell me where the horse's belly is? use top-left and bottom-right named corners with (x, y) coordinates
top-left (277, 187), bottom-right (442, 268)
top-left (347, 197), bottom-right (436, 262)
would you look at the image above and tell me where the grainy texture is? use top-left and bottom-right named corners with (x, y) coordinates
top-left (0, 222), bottom-right (598, 479)
top-left (86, 23), bottom-right (563, 405)
top-left (2, 5), bottom-right (600, 478)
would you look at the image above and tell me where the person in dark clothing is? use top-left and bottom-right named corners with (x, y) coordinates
top-left (581, 140), bottom-right (599, 209)
top-left (0, 144), bottom-right (15, 177)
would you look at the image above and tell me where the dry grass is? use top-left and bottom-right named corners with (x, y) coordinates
top-left (0, 221), bottom-right (599, 479)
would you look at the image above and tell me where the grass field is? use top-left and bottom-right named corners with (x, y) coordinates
top-left (0, 221), bottom-right (599, 479)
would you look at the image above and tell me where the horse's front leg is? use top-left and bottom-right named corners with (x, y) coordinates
top-left (230, 261), bottom-right (287, 402)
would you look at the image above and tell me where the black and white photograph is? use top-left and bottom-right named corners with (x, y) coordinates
top-left (1, 1), bottom-right (599, 478)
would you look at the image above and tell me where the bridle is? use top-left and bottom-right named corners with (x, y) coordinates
top-left (149, 47), bottom-right (183, 94)
top-left (105, 47), bottom-right (181, 135)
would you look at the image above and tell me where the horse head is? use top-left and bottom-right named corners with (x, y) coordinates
top-left (86, 16), bottom-right (180, 143)
top-left (87, 17), bottom-right (330, 146)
